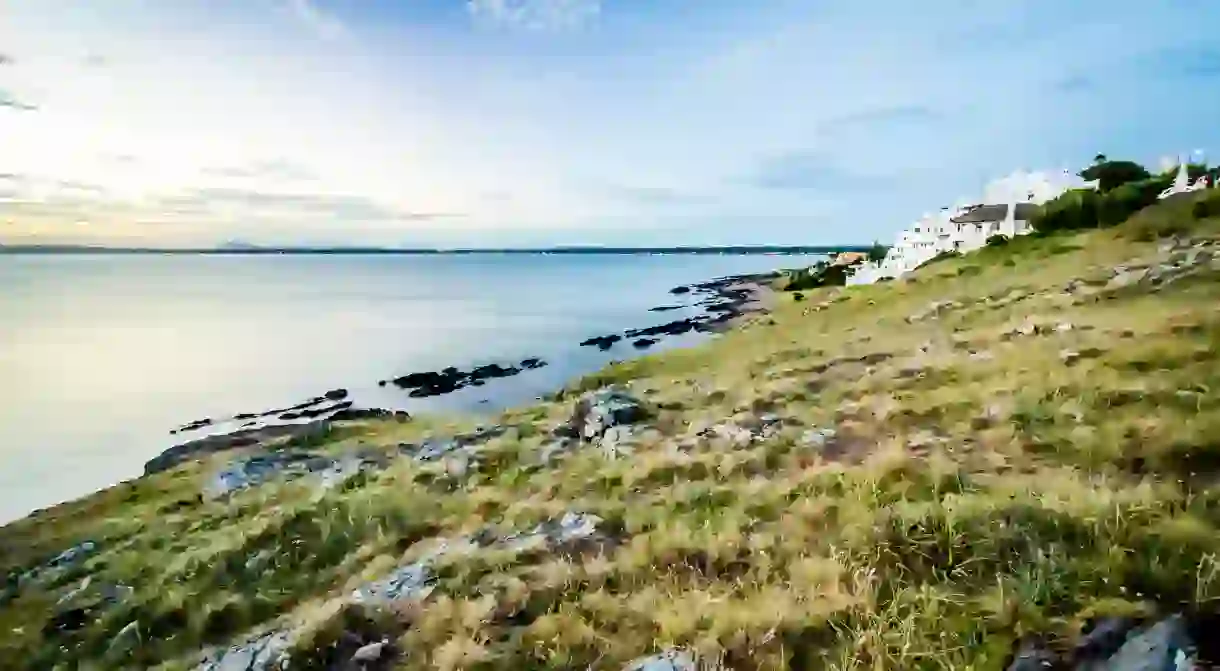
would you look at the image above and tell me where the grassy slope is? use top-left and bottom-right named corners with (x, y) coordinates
top-left (4, 191), bottom-right (1220, 670)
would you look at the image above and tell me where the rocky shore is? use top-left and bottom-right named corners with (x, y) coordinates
top-left (154, 271), bottom-right (778, 477)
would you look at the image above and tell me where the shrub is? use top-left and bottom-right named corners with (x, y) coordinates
top-left (1031, 189), bottom-right (1101, 233)
top-left (1033, 174), bottom-right (1174, 234)
top-left (1193, 200), bottom-right (1211, 220)
top-left (985, 234), bottom-right (1010, 247)
top-left (1080, 159), bottom-right (1150, 192)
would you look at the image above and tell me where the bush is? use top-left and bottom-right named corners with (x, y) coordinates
top-left (1080, 159), bottom-right (1150, 192)
top-left (1193, 200), bottom-right (1211, 220)
top-left (779, 263), bottom-right (849, 291)
top-left (1033, 175), bottom-right (1173, 234)
top-left (985, 234), bottom-right (1010, 247)
top-left (1031, 189), bottom-right (1101, 233)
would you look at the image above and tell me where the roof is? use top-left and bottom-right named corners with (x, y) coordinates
top-left (949, 203), bottom-right (1039, 223)
top-left (832, 251), bottom-right (868, 266)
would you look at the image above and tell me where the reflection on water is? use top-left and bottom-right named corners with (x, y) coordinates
top-left (0, 253), bottom-right (820, 521)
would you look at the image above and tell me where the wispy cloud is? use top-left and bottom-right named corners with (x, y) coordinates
top-left (203, 159), bottom-right (316, 182)
top-left (746, 150), bottom-right (896, 192)
top-left (822, 105), bottom-right (940, 131)
top-left (155, 187), bottom-right (462, 223)
top-left (286, 0), bottom-right (347, 40)
top-left (598, 184), bottom-right (710, 205)
top-left (467, 0), bottom-right (601, 31)
top-left (0, 53), bottom-right (13, 66)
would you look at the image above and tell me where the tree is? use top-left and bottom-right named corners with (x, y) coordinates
top-left (1079, 159), bottom-right (1150, 192)
top-left (1093, 153), bottom-right (1108, 163)
top-left (867, 241), bottom-right (889, 263)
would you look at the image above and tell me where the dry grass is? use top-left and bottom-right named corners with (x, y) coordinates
top-left (5, 191), bottom-right (1220, 670)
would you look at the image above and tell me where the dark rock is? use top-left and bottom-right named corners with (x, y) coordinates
top-left (793, 292), bottom-right (805, 302)
top-left (145, 421), bottom-right (326, 475)
top-left (279, 401), bottom-right (353, 421)
top-left (633, 338), bottom-right (659, 349)
top-left (520, 358), bottom-right (547, 370)
top-left (625, 317), bottom-right (702, 339)
top-left (234, 413), bottom-right (257, 421)
top-left (648, 305), bottom-right (685, 312)
top-left (329, 408), bottom-right (410, 423)
top-left (323, 388), bottom-right (349, 401)
top-left (391, 359), bottom-right (544, 398)
top-left (670, 286), bottom-right (691, 294)
top-left (1075, 616), bottom-right (1138, 663)
top-left (45, 607), bottom-right (89, 633)
top-left (172, 417), bottom-right (213, 434)
top-left (580, 334), bottom-right (622, 350)
top-left (1005, 641), bottom-right (1056, 671)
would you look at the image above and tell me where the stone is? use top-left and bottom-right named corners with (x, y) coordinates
top-left (1056, 322), bottom-right (1075, 333)
top-left (1107, 267), bottom-right (1150, 290)
top-left (571, 389), bottom-right (649, 443)
top-left (1060, 349), bottom-right (1082, 366)
top-left (323, 388), bottom-right (349, 401)
top-left (801, 427), bottom-right (837, 449)
top-left (1005, 642), bottom-right (1056, 671)
top-left (195, 630), bottom-right (293, 671)
top-left (351, 640), bottom-right (387, 663)
top-left (1075, 616), bottom-right (1138, 663)
top-left (1093, 615), bottom-right (1194, 671)
top-left (625, 649), bottom-right (699, 671)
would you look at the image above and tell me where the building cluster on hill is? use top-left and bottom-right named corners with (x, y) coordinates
top-left (845, 157), bottom-right (1214, 286)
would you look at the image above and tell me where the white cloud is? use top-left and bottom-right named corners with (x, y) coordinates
top-left (467, 0), bottom-right (601, 31)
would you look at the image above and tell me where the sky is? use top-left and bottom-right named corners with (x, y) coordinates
top-left (1, 0), bottom-right (1219, 248)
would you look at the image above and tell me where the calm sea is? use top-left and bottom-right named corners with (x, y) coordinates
top-left (0, 253), bottom-right (820, 522)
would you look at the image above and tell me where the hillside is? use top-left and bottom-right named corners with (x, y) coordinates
top-left (4, 190), bottom-right (1220, 670)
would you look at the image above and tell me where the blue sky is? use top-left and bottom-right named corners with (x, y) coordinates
top-left (1, 0), bottom-right (1218, 248)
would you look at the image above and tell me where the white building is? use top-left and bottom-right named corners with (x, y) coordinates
top-left (847, 169), bottom-right (1098, 286)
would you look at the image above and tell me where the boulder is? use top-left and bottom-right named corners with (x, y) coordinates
top-left (580, 334), bottom-right (622, 350)
top-left (195, 630), bottom-right (293, 671)
top-left (323, 388), bottom-right (349, 401)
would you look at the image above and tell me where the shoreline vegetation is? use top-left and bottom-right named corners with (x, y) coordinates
top-left (6, 181), bottom-right (1220, 669)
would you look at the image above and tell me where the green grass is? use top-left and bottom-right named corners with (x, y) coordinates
top-left (5, 190), bottom-right (1220, 669)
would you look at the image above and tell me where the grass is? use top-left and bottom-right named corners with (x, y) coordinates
top-left (5, 190), bottom-right (1220, 669)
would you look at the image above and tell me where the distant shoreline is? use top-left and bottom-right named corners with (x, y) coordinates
top-left (0, 244), bottom-right (868, 256)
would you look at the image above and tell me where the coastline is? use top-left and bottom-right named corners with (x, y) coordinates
top-left (8, 266), bottom-right (786, 518)
top-left (11, 193), bottom-right (1220, 671)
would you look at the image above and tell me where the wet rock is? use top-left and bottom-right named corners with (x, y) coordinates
top-left (580, 334), bottom-right (623, 350)
top-left (323, 388), bottom-right (349, 401)
top-left (649, 305), bottom-right (685, 312)
top-left (625, 317), bottom-right (703, 339)
top-left (390, 359), bottom-right (546, 398)
top-left (625, 649), bottom-right (699, 671)
top-left (670, 286), bottom-right (691, 295)
top-left (633, 338), bottom-right (659, 349)
top-left (328, 408), bottom-right (411, 423)
top-left (279, 400), bottom-right (354, 421)
top-left (173, 417), bottom-right (214, 434)
top-left (195, 629), bottom-right (293, 671)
